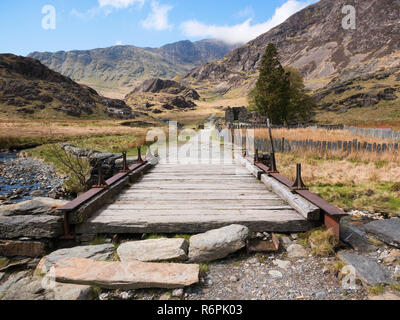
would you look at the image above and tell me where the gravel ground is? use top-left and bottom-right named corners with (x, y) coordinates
top-left (184, 250), bottom-right (368, 300)
top-left (0, 153), bottom-right (65, 203)
top-left (98, 243), bottom-right (368, 301)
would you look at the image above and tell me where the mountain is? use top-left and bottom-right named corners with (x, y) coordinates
top-left (0, 54), bottom-right (138, 120)
top-left (185, 0), bottom-right (400, 93)
top-left (183, 0), bottom-right (400, 124)
top-left (28, 39), bottom-right (237, 99)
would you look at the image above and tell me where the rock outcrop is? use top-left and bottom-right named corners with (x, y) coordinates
top-left (130, 78), bottom-right (200, 100)
top-left (36, 244), bottom-right (115, 274)
top-left (0, 54), bottom-right (136, 119)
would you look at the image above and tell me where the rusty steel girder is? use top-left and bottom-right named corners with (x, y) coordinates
top-left (254, 161), bottom-right (347, 240)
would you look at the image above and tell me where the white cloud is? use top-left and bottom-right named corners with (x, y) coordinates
top-left (141, 1), bottom-right (173, 31)
top-left (98, 0), bottom-right (146, 9)
top-left (71, 0), bottom-right (145, 19)
top-left (116, 40), bottom-right (123, 45)
top-left (235, 6), bottom-right (254, 19)
top-left (180, 0), bottom-right (314, 44)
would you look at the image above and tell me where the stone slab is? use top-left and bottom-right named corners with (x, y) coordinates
top-left (0, 240), bottom-right (46, 258)
top-left (338, 251), bottom-right (391, 285)
top-left (364, 218), bottom-right (400, 248)
top-left (36, 244), bottom-right (115, 274)
top-left (53, 258), bottom-right (199, 289)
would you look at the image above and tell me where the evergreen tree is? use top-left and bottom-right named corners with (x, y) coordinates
top-left (249, 43), bottom-right (316, 124)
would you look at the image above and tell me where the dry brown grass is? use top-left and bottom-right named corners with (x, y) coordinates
top-left (276, 153), bottom-right (400, 186)
top-left (0, 119), bottom-right (149, 140)
top-left (309, 228), bottom-right (338, 257)
top-left (251, 127), bottom-right (399, 144)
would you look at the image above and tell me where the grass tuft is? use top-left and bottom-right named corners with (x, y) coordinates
top-left (0, 257), bottom-right (9, 269)
top-left (368, 285), bottom-right (386, 295)
top-left (327, 260), bottom-right (345, 276)
top-left (309, 228), bottom-right (338, 257)
top-left (199, 263), bottom-right (210, 277)
top-left (390, 283), bottom-right (400, 292)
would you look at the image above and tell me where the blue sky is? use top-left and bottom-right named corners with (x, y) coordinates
top-left (0, 0), bottom-right (318, 56)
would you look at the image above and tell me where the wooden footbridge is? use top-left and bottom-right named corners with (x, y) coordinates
top-left (60, 126), bottom-right (346, 239)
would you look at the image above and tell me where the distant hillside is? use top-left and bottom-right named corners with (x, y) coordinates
top-left (125, 78), bottom-right (200, 116)
top-left (28, 39), bottom-right (237, 98)
top-left (0, 54), bottom-right (138, 120)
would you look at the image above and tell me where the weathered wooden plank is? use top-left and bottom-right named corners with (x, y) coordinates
top-left (261, 175), bottom-right (320, 221)
top-left (147, 172), bottom-right (251, 176)
top-left (76, 212), bottom-right (316, 234)
top-left (141, 177), bottom-right (256, 182)
top-left (117, 193), bottom-right (280, 201)
top-left (89, 210), bottom-right (302, 218)
top-left (113, 199), bottom-right (286, 206)
top-left (104, 204), bottom-right (293, 211)
top-left (235, 155), bottom-right (321, 221)
top-left (130, 186), bottom-right (263, 191)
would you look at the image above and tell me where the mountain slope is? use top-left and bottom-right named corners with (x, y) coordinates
top-left (0, 54), bottom-right (137, 120)
top-left (28, 40), bottom-right (237, 98)
top-left (185, 0), bottom-right (400, 94)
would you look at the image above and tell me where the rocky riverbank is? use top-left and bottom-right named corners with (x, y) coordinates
top-left (0, 152), bottom-right (65, 205)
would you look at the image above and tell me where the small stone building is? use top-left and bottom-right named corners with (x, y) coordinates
top-left (225, 106), bottom-right (269, 125)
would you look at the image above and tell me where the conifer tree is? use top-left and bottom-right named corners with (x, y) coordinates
top-left (250, 43), bottom-right (290, 124)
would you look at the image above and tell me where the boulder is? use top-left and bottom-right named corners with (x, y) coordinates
top-left (0, 240), bottom-right (46, 258)
top-left (0, 274), bottom-right (93, 300)
top-left (0, 271), bottom-right (31, 297)
top-left (0, 197), bottom-right (68, 217)
top-left (287, 244), bottom-right (307, 258)
top-left (273, 259), bottom-right (291, 269)
top-left (0, 215), bottom-right (63, 239)
top-left (364, 218), bottom-right (400, 248)
top-left (340, 216), bottom-right (380, 252)
top-left (117, 238), bottom-right (188, 262)
top-left (36, 244), bottom-right (115, 274)
top-left (51, 283), bottom-right (94, 300)
top-left (338, 251), bottom-right (391, 285)
top-left (188, 225), bottom-right (249, 262)
top-left (53, 258), bottom-right (199, 290)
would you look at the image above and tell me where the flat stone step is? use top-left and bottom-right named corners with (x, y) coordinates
top-left (53, 258), bottom-right (199, 290)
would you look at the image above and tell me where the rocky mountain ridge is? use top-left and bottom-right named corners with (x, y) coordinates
top-left (28, 39), bottom-right (237, 98)
top-left (0, 54), bottom-right (136, 119)
top-left (185, 0), bottom-right (400, 94)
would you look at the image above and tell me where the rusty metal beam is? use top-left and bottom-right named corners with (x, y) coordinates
top-left (59, 160), bottom-right (148, 238)
top-left (59, 188), bottom-right (105, 212)
top-left (254, 161), bottom-right (346, 240)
